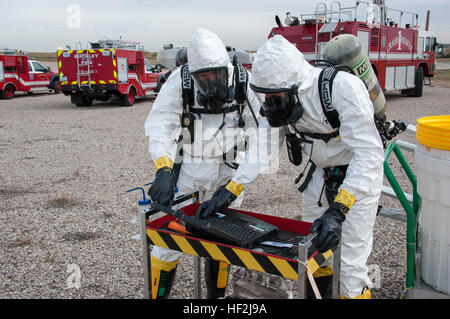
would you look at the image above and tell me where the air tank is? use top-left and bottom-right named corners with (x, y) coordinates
top-left (323, 34), bottom-right (386, 117)
top-left (156, 47), bottom-right (187, 71)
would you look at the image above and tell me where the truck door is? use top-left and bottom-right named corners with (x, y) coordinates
top-left (144, 59), bottom-right (154, 82)
top-left (357, 30), bottom-right (370, 55)
top-left (144, 59), bottom-right (159, 86)
top-left (28, 62), bottom-right (34, 81)
top-left (0, 61), bottom-right (4, 82)
top-left (117, 57), bottom-right (128, 83)
top-left (29, 61), bottom-right (52, 84)
top-left (417, 36), bottom-right (424, 59)
top-left (429, 36), bottom-right (436, 74)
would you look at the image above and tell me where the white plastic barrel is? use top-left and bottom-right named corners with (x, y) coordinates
top-left (415, 115), bottom-right (450, 294)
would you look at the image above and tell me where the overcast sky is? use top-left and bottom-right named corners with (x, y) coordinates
top-left (0, 0), bottom-right (449, 52)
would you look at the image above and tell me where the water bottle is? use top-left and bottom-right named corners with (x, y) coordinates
top-left (127, 187), bottom-right (151, 227)
top-left (126, 186), bottom-right (151, 298)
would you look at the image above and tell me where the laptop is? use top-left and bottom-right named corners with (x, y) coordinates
top-left (151, 202), bottom-right (279, 249)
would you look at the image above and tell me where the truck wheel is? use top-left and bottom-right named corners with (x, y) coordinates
top-left (75, 97), bottom-right (93, 107)
top-left (52, 80), bottom-right (60, 94)
top-left (407, 67), bottom-right (423, 97)
top-left (121, 88), bottom-right (136, 107)
top-left (1, 84), bottom-right (15, 100)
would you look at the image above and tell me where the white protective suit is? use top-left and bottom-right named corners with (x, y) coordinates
top-left (250, 35), bottom-right (385, 298)
top-left (144, 29), bottom-right (275, 263)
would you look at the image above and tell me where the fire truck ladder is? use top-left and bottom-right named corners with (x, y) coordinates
top-left (314, 3), bottom-right (327, 59)
top-left (310, 1), bottom-right (357, 59)
top-left (76, 50), bottom-right (93, 91)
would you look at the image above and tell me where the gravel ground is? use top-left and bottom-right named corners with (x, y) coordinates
top-left (1, 64), bottom-right (449, 299)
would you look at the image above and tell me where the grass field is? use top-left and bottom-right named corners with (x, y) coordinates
top-left (28, 52), bottom-right (56, 62)
top-left (434, 69), bottom-right (450, 81)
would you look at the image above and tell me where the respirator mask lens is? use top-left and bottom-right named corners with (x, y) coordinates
top-left (262, 91), bottom-right (296, 125)
top-left (250, 84), bottom-right (303, 127)
top-left (263, 92), bottom-right (292, 115)
top-left (192, 67), bottom-right (228, 100)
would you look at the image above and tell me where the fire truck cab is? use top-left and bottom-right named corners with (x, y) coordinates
top-left (58, 39), bottom-right (165, 107)
top-left (269, 0), bottom-right (437, 97)
top-left (0, 50), bottom-right (59, 99)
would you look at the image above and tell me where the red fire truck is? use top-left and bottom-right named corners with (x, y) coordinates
top-left (0, 50), bottom-right (59, 99)
top-left (58, 39), bottom-right (165, 107)
top-left (269, 0), bottom-right (437, 97)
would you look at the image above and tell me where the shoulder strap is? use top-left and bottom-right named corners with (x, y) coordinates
top-left (301, 130), bottom-right (340, 143)
top-left (318, 66), bottom-right (341, 129)
top-left (234, 63), bottom-right (248, 105)
top-left (180, 64), bottom-right (194, 108)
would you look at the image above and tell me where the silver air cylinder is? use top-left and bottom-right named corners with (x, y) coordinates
top-left (323, 34), bottom-right (386, 117)
top-left (156, 47), bottom-right (187, 71)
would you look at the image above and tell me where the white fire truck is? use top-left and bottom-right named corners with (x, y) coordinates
top-left (58, 39), bottom-right (165, 107)
top-left (270, 0), bottom-right (437, 97)
top-left (0, 50), bottom-right (59, 99)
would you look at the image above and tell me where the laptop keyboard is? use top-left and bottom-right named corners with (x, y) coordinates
top-left (209, 217), bottom-right (261, 242)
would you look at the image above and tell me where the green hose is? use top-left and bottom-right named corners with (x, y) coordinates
top-left (383, 142), bottom-right (420, 289)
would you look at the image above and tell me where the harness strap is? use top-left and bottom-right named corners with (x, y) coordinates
top-left (318, 66), bottom-right (341, 129)
top-left (234, 63), bottom-right (248, 105)
top-left (298, 162), bottom-right (317, 193)
top-left (302, 130), bottom-right (340, 143)
top-left (189, 104), bottom-right (240, 115)
top-left (181, 64), bottom-right (194, 109)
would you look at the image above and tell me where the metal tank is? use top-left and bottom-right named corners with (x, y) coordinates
top-left (156, 46), bottom-right (187, 71)
top-left (323, 33), bottom-right (386, 117)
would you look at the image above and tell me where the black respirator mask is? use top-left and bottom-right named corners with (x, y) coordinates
top-left (250, 84), bottom-right (304, 127)
top-left (192, 67), bottom-right (232, 112)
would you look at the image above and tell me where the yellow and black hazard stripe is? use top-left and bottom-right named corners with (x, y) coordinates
top-left (307, 247), bottom-right (336, 275)
top-left (147, 229), bottom-right (336, 280)
top-left (147, 229), bottom-right (299, 280)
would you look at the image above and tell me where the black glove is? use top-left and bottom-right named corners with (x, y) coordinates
top-left (195, 184), bottom-right (237, 219)
top-left (310, 202), bottom-right (347, 252)
top-left (148, 167), bottom-right (174, 207)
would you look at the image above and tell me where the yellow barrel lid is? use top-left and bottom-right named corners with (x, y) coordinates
top-left (416, 115), bottom-right (450, 151)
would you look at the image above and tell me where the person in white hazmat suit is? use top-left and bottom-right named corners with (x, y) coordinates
top-left (144, 28), bottom-right (275, 299)
top-left (249, 35), bottom-right (385, 299)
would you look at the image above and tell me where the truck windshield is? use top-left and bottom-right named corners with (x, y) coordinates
top-left (144, 59), bottom-right (153, 72)
top-left (32, 61), bottom-right (47, 72)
